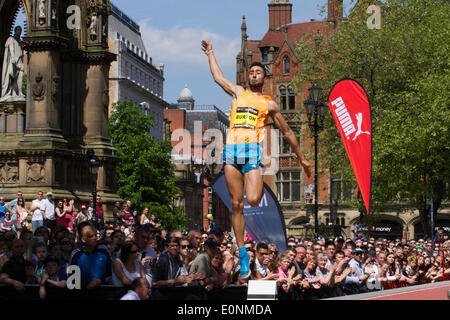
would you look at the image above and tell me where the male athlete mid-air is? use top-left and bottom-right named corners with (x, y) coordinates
top-left (201, 40), bottom-right (311, 278)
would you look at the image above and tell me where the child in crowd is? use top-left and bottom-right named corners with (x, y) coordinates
top-left (39, 256), bottom-right (68, 300)
top-left (34, 242), bottom-right (49, 283)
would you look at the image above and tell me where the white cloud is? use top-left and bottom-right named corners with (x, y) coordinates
top-left (139, 19), bottom-right (240, 68)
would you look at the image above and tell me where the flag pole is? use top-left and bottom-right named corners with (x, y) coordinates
top-left (431, 195), bottom-right (434, 253)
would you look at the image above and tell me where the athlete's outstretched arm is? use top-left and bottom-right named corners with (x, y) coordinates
top-left (269, 100), bottom-right (311, 178)
top-left (201, 40), bottom-right (242, 98)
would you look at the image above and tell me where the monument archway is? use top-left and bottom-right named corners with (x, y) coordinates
top-left (0, 0), bottom-right (120, 216)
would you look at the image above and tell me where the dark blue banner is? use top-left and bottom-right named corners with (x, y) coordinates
top-left (212, 174), bottom-right (287, 252)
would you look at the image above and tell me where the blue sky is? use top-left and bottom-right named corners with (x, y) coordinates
top-left (14, 0), bottom-right (357, 111)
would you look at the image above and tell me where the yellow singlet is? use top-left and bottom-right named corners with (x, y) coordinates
top-left (227, 90), bottom-right (271, 146)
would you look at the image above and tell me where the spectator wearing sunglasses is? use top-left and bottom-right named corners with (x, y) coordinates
top-left (343, 248), bottom-right (369, 295)
top-left (254, 241), bottom-right (278, 280)
top-left (287, 240), bottom-right (297, 249)
top-left (179, 238), bottom-right (192, 269)
top-left (267, 244), bottom-right (279, 273)
top-left (219, 240), bottom-right (228, 253)
top-left (112, 241), bottom-right (150, 286)
top-left (152, 237), bottom-right (199, 287)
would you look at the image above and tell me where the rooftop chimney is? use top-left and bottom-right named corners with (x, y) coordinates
top-left (268, 0), bottom-right (293, 31)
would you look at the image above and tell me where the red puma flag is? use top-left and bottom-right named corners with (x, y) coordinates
top-left (328, 79), bottom-right (372, 215)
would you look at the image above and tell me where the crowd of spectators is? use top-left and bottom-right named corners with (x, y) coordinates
top-left (0, 190), bottom-right (449, 300)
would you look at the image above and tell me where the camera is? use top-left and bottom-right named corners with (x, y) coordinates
top-left (182, 230), bottom-right (188, 236)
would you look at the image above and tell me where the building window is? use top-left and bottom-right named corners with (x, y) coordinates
top-left (276, 171), bottom-right (301, 202)
top-left (331, 176), bottom-right (353, 202)
top-left (279, 127), bottom-right (300, 155)
top-left (280, 87), bottom-right (287, 110)
top-left (116, 32), bottom-right (120, 40)
top-left (288, 88), bottom-right (295, 110)
top-left (284, 56), bottom-right (290, 74)
top-left (261, 47), bottom-right (269, 63)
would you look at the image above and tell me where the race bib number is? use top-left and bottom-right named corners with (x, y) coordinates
top-left (234, 107), bottom-right (259, 129)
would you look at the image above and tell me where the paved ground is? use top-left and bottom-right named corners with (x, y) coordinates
top-left (325, 281), bottom-right (450, 300)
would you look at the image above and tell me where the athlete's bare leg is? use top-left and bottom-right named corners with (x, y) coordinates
top-left (224, 164), bottom-right (245, 248)
top-left (244, 167), bottom-right (264, 207)
top-left (225, 164), bottom-right (265, 278)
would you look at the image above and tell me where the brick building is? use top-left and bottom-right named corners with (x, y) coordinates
top-left (235, 0), bottom-right (450, 240)
top-left (164, 86), bottom-right (230, 231)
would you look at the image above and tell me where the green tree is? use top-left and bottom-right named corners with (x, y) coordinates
top-left (294, 0), bottom-right (450, 237)
top-left (109, 101), bottom-right (189, 231)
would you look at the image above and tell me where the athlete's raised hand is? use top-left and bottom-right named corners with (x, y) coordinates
top-left (301, 158), bottom-right (311, 178)
top-left (201, 39), bottom-right (241, 98)
top-left (201, 40), bottom-right (212, 55)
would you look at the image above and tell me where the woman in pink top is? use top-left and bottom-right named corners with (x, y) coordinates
top-left (63, 199), bottom-right (75, 232)
top-left (276, 253), bottom-right (296, 293)
top-left (15, 197), bottom-right (31, 237)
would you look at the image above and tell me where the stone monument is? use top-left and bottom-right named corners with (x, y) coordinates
top-left (0, 0), bottom-right (120, 219)
top-left (0, 26), bottom-right (25, 102)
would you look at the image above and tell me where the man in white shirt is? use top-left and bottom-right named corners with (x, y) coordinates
top-left (30, 191), bottom-right (45, 233)
top-left (41, 192), bottom-right (55, 232)
top-left (120, 277), bottom-right (150, 300)
top-left (254, 241), bottom-right (277, 280)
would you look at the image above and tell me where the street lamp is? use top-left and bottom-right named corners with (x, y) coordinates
top-left (304, 81), bottom-right (327, 238)
top-left (204, 147), bottom-right (217, 232)
top-left (87, 149), bottom-right (100, 228)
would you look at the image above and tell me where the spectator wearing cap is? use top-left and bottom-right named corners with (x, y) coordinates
top-left (120, 277), bottom-right (151, 300)
top-left (343, 248), bottom-right (369, 295)
top-left (41, 192), bottom-right (56, 232)
top-left (208, 225), bottom-right (225, 245)
top-left (352, 228), bottom-right (367, 243)
top-left (78, 205), bottom-right (89, 224)
top-left (38, 255), bottom-right (67, 300)
top-left (189, 238), bottom-right (219, 289)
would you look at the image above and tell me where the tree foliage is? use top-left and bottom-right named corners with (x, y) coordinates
top-left (294, 0), bottom-right (450, 236)
top-left (109, 101), bottom-right (189, 231)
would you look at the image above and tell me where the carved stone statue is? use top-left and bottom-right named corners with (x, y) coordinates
top-left (39, 0), bottom-right (46, 18)
top-left (0, 26), bottom-right (25, 102)
top-left (90, 12), bottom-right (98, 36)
